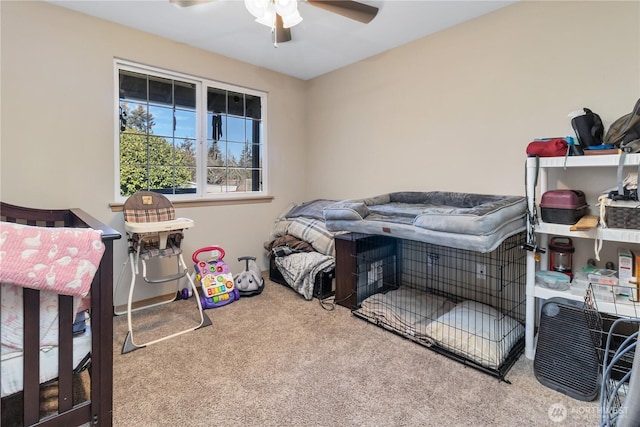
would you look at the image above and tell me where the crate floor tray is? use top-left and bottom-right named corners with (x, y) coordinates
top-left (323, 191), bottom-right (526, 253)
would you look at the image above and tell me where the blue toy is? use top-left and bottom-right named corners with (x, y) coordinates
top-left (192, 246), bottom-right (240, 309)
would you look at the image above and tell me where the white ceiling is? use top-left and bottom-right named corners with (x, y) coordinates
top-left (47, 0), bottom-right (515, 80)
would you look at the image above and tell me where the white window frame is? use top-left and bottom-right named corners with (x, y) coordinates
top-left (114, 59), bottom-right (268, 203)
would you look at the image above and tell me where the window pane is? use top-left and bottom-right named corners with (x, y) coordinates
top-left (252, 168), bottom-right (263, 191)
top-left (224, 167), bottom-right (262, 192)
top-left (177, 138), bottom-right (197, 168)
top-left (207, 88), bottom-right (226, 114)
top-left (148, 136), bottom-right (171, 166)
top-left (120, 166), bottom-right (149, 196)
top-left (148, 76), bottom-right (173, 106)
top-left (221, 149), bottom-right (233, 168)
top-left (121, 102), bottom-right (151, 133)
top-left (207, 141), bottom-right (225, 167)
top-left (207, 167), bottom-right (226, 193)
top-left (175, 108), bottom-right (196, 140)
top-left (249, 143), bottom-right (262, 168)
top-left (175, 168), bottom-right (197, 194)
top-left (184, 168), bottom-right (197, 188)
top-left (119, 71), bottom-right (147, 102)
top-left (148, 166), bottom-right (174, 191)
top-left (148, 105), bottom-right (174, 137)
top-left (228, 91), bottom-right (244, 116)
top-left (226, 168), bottom-right (244, 191)
top-left (245, 120), bottom-right (255, 143)
top-left (174, 82), bottom-right (196, 109)
top-left (228, 142), bottom-right (247, 167)
top-left (235, 168), bottom-right (262, 192)
top-left (245, 95), bottom-right (261, 120)
top-left (120, 133), bottom-right (148, 166)
top-left (227, 117), bottom-right (245, 143)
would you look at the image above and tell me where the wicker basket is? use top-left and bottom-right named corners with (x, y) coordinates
top-left (605, 202), bottom-right (640, 229)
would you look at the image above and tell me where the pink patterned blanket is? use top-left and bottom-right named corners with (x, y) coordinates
top-left (0, 221), bottom-right (105, 298)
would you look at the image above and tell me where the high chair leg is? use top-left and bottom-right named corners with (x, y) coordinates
top-left (121, 252), bottom-right (211, 354)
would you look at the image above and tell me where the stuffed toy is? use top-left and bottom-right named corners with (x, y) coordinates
top-left (234, 256), bottom-right (265, 297)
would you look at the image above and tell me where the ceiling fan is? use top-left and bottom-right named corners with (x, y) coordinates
top-left (170, 0), bottom-right (379, 44)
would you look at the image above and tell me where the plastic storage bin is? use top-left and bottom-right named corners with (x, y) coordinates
top-left (536, 270), bottom-right (571, 291)
top-left (540, 190), bottom-right (588, 225)
top-left (571, 272), bottom-right (615, 303)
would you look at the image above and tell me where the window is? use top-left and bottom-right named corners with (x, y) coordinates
top-left (116, 60), bottom-right (266, 201)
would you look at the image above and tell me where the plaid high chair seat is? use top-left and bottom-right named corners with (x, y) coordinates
top-left (125, 200), bottom-right (185, 258)
top-left (118, 191), bottom-right (211, 354)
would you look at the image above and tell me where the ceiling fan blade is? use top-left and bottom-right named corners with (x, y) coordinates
top-left (307, 0), bottom-right (378, 24)
top-left (275, 14), bottom-right (292, 43)
top-left (169, 0), bottom-right (214, 7)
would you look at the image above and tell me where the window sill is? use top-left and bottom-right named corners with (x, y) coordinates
top-left (109, 195), bottom-right (274, 212)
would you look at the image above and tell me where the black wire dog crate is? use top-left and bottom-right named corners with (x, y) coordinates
top-left (344, 232), bottom-right (527, 381)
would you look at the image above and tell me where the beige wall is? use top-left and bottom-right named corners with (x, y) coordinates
top-left (306, 0), bottom-right (640, 200)
top-left (1, 1), bottom-right (639, 304)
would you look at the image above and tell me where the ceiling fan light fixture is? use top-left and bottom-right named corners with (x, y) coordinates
top-left (244, 0), bottom-right (270, 19)
top-left (275, 0), bottom-right (297, 16)
top-left (245, 0), bottom-right (302, 30)
top-left (255, 8), bottom-right (276, 27)
top-left (280, 10), bottom-right (302, 28)
top-left (276, 0), bottom-right (302, 28)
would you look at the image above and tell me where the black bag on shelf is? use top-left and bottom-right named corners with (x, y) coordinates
top-left (571, 108), bottom-right (604, 148)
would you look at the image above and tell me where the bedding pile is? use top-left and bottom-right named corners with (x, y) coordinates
top-left (356, 288), bottom-right (525, 369)
top-left (264, 199), bottom-right (343, 299)
top-left (274, 251), bottom-right (335, 300)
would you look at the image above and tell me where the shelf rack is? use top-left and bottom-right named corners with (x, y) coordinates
top-left (525, 153), bottom-right (640, 360)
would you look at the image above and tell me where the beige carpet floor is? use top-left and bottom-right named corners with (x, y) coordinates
top-left (111, 277), bottom-right (600, 427)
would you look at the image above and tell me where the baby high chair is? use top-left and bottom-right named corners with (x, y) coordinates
top-left (118, 191), bottom-right (211, 354)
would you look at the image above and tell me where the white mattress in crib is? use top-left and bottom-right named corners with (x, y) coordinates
top-left (1, 327), bottom-right (92, 398)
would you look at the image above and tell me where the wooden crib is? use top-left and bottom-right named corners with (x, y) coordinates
top-left (1, 202), bottom-right (121, 426)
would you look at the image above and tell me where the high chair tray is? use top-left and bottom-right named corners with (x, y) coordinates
top-left (125, 218), bottom-right (194, 233)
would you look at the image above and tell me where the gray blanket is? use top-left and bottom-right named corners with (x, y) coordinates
top-left (275, 252), bottom-right (335, 300)
top-left (285, 199), bottom-right (337, 221)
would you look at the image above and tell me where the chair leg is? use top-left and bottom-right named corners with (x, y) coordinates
top-left (121, 331), bottom-right (143, 354)
top-left (123, 252), bottom-right (142, 353)
top-left (180, 253), bottom-right (212, 329)
top-left (121, 253), bottom-right (212, 354)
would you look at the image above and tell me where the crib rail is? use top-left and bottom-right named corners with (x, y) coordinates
top-left (1, 202), bottom-right (121, 427)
